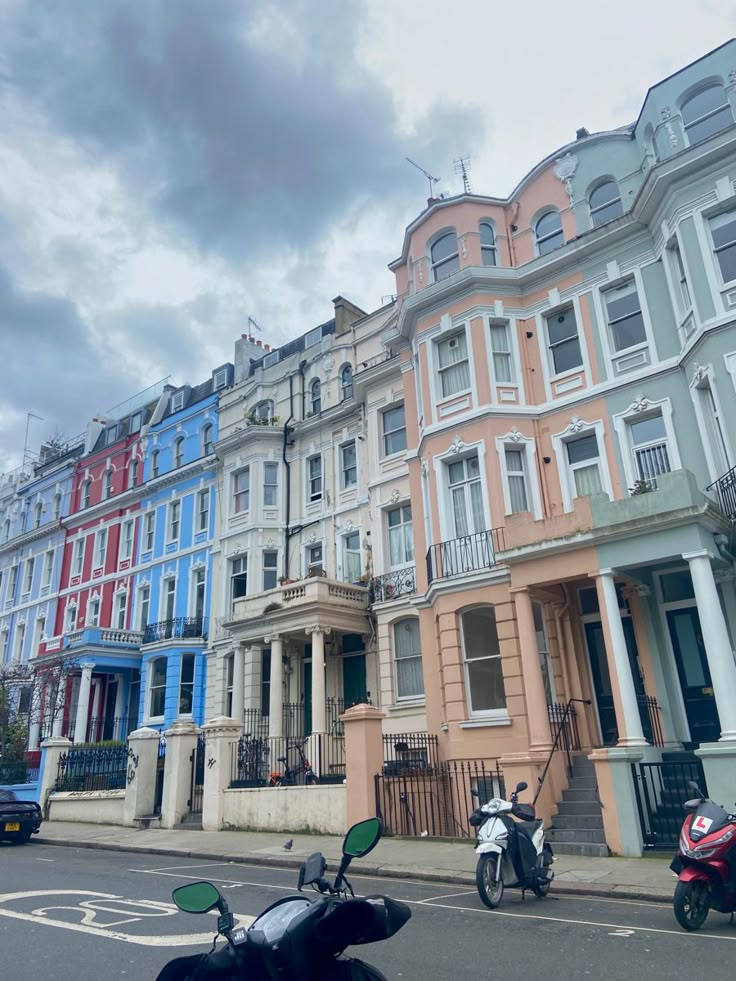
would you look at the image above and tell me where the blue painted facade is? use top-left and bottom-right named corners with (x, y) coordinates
top-left (133, 379), bottom-right (220, 730)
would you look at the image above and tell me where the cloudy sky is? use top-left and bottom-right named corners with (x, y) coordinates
top-left (0, 0), bottom-right (733, 470)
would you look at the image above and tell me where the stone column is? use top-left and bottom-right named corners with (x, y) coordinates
top-left (201, 716), bottom-right (243, 832)
top-left (594, 571), bottom-right (647, 747)
top-left (310, 627), bottom-right (328, 733)
top-left (28, 713), bottom-right (41, 753)
top-left (51, 678), bottom-right (66, 738)
top-left (38, 736), bottom-right (72, 817)
top-left (231, 644), bottom-right (245, 723)
top-left (113, 674), bottom-right (126, 721)
top-left (123, 727), bottom-right (161, 827)
top-left (268, 635), bottom-right (284, 739)
top-left (684, 550), bottom-right (736, 741)
top-left (342, 704), bottom-right (385, 828)
top-left (511, 588), bottom-right (552, 752)
top-left (73, 662), bottom-right (95, 744)
top-left (588, 746), bottom-right (645, 856)
top-left (160, 719), bottom-right (201, 829)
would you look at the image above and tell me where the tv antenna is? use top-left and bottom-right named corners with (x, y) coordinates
top-left (406, 157), bottom-right (440, 198)
top-left (247, 316), bottom-right (262, 333)
top-left (454, 155), bottom-right (472, 194)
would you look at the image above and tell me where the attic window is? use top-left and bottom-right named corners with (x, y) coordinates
top-left (304, 327), bottom-right (322, 348)
top-left (129, 411), bottom-right (143, 434)
top-left (105, 425), bottom-right (119, 446)
top-left (171, 391), bottom-right (185, 412)
top-left (263, 351), bottom-right (280, 368)
top-left (213, 368), bottom-right (229, 390)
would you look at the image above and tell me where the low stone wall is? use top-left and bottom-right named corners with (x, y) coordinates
top-left (222, 784), bottom-right (347, 835)
top-left (0, 782), bottom-right (39, 802)
top-left (47, 789), bottom-right (126, 824)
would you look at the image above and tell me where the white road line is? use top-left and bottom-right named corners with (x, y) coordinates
top-left (35, 858), bottom-right (55, 862)
top-left (134, 862), bottom-right (233, 873)
top-left (134, 869), bottom-right (296, 892)
top-left (417, 891), bottom-right (477, 903)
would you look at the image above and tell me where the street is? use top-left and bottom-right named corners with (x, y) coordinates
top-left (0, 842), bottom-right (735, 979)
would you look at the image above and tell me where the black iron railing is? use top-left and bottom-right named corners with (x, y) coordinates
top-left (370, 567), bottom-right (417, 603)
top-left (153, 735), bottom-right (166, 816)
top-left (426, 528), bottom-right (505, 584)
top-left (55, 745), bottom-right (128, 791)
top-left (143, 617), bottom-right (208, 644)
top-left (632, 759), bottom-right (708, 849)
top-left (230, 733), bottom-right (346, 787)
top-left (638, 694), bottom-right (665, 748)
top-left (188, 733), bottom-right (206, 814)
top-left (382, 732), bottom-right (439, 775)
top-left (243, 697), bottom-right (365, 741)
top-left (86, 715), bottom-right (138, 743)
top-left (533, 698), bottom-right (592, 805)
top-left (375, 758), bottom-right (505, 838)
top-left (707, 464), bottom-right (736, 520)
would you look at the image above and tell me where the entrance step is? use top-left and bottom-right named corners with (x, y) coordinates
top-left (549, 841), bottom-right (610, 857)
top-left (179, 813), bottom-right (203, 830)
top-left (562, 787), bottom-right (600, 802)
top-left (548, 758), bottom-right (608, 856)
top-left (555, 800), bottom-right (602, 816)
top-left (551, 813), bottom-right (604, 831)
top-left (545, 827), bottom-right (606, 844)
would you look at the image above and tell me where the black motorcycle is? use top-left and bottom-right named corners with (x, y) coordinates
top-left (156, 817), bottom-right (410, 981)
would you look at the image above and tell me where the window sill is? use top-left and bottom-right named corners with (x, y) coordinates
top-left (459, 715), bottom-right (512, 729)
top-left (550, 366), bottom-right (585, 383)
top-left (387, 699), bottom-right (426, 712)
top-left (611, 340), bottom-right (648, 358)
top-left (145, 716), bottom-right (164, 726)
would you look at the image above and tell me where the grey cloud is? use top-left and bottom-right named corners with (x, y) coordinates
top-left (2, 0), bottom-right (482, 262)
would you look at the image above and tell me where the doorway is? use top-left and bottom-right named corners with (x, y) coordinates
top-left (666, 607), bottom-right (720, 744)
top-left (584, 618), bottom-right (652, 746)
top-left (343, 654), bottom-right (367, 707)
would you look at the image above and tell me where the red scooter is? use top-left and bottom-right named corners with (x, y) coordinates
top-left (670, 780), bottom-right (736, 931)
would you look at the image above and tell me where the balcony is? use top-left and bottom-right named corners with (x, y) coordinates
top-left (142, 617), bottom-right (208, 645)
top-left (708, 464), bottom-right (736, 521)
top-left (426, 529), bottom-right (505, 584)
top-left (370, 566), bottom-right (416, 603)
top-left (39, 627), bottom-right (144, 656)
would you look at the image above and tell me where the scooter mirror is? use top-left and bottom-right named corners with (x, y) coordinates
top-left (343, 817), bottom-right (382, 858)
top-left (687, 781), bottom-right (705, 799)
top-left (515, 781), bottom-right (528, 793)
top-left (173, 881), bottom-right (222, 914)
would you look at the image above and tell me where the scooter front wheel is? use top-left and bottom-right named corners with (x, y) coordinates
top-left (476, 855), bottom-right (504, 909)
top-left (673, 879), bottom-right (710, 931)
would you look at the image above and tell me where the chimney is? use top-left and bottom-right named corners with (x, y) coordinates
top-left (332, 295), bottom-right (367, 336)
top-left (576, 127), bottom-right (590, 140)
top-left (85, 416), bottom-right (108, 453)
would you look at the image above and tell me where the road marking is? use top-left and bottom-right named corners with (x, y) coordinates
top-left (133, 868), bottom-right (296, 892)
top-left (417, 890), bottom-right (477, 903)
top-left (35, 858), bottom-right (55, 862)
top-left (0, 889), bottom-right (253, 946)
top-left (609, 929), bottom-right (635, 937)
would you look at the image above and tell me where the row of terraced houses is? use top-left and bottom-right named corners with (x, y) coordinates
top-left (3, 42), bottom-right (736, 856)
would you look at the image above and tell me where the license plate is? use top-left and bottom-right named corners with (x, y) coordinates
top-left (4, 822), bottom-right (20, 832)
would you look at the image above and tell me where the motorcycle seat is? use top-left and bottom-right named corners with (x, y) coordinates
top-left (516, 819), bottom-right (543, 838)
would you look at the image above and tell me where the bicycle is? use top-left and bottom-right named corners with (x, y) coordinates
top-left (268, 739), bottom-right (318, 786)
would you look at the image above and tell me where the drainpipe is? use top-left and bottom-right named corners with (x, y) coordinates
top-left (282, 375), bottom-right (295, 581)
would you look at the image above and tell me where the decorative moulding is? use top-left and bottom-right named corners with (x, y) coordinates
top-left (553, 152), bottom-right (577, 209)
top-left (507, 427), bottom-right (524, 443)
top-left (389, 489), bottom-right (401, 504)
top-left (628, 396), bottom-right (649, 414)
top-left (565, 416), bottom-right (586, 435)
top-left (448, 436), bottom-right (465, 455)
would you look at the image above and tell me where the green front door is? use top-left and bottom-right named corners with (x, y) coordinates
top-left (343, 654), bottom-right (367, 707)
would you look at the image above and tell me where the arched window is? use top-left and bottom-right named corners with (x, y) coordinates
top-left (34, 501), bottom-right (43, 528)
top-left (148, 657), bottom-right (168, 719)
top-left (129, 459), bottom-right (139, 489)
top-left (340, 364), bottom-right (353, 400)
top-left (81, 478), bottom-right (91, 509)
top-left (253, 400), bottom-right (274, 423)
top-left (103, 469), bottom-right (113, 499)
top-left (201, 423), bottom-right (214, 456)
top-left (589, 180), bottom-right (623, 227)
top-left (151, 449), bottom-right (160, 479)
top-left (430, 231), bottom-right (459, 281)
top-left (393, 618), bottom-right (423, 699)
top-left (3, 517), bottom-right (9, 542)
top-left (479, 222), bottom-right (497, 266)
top-left (173, 436), bottom-right (185, 469)
top-left (460, 606), bottom-right (506, 716)
top-left (682, 83), bottom-right (733, 145)
top-left (52, 492), bottom-right (62, 521)
top-left (310, 379), bottom-right (321, 415)
top-left (535, 210), bottom-right (564, 256)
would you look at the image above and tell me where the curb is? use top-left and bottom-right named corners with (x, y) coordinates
top-left (33, 836), bottom-right (672, 904)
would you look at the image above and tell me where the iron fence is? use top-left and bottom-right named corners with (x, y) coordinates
top-left (632, 758), bottom-right (708, 849)
top-left (382, 733), bottom-right (439, 776)
top-left (376, 758), bottom-right (505, 838)
top-left (86, 715), bottom-right (138, 743)
top-left (229, 733), bottom-right (346, 787)
top-left (242, 697), bottom-right (362, 742)
top-left (548, 702), bottom-right (581, 753)
top-left (55, 745), bottom-right (128, 791)
top-left (426, 528), bottom-right (505, 583)
top-left (707, 463), bottom-right (736, 520)
top-left (143, 617), bottom-right (208, 644)
top-left (370, 567), bottom-right (417, 603)
top-left (188, 734), bottom-right (206, 814)
top-left (153, 735), bottom-right (166, 816)
top-left (638, 695), bottom-right (665, 748)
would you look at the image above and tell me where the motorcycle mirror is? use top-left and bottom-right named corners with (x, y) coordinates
top-left (515, 781), bottom-right (528, 793)
top-left (300, 851), bottom-right (327, 888)
top-left (343, 817), bottom-right (383, 858)
top-left (173, 881), bottom-right (223, 915)
top-left (687, 781), bottom-right (705, 799)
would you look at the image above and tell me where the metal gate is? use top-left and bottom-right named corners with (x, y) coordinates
top-left (153, 735), bottom-right (166, 816)
top-left (188, 734), bottom-right (205, 814)
top-left (631, 758), bottom-right (708, 849)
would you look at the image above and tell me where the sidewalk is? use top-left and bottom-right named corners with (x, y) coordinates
top-left (34, 822), bottom-right (676, 902)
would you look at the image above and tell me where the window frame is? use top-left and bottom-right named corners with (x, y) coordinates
top-left (307, 454), bottom-right (323, 503)
top-left (167, 499), bottom-right (181, 544)
top-left (143, 510), bottom-right (156, 553)
top-left (34, 500), bottom-right (43, 529)
top-left (707, 208), bottom-right (736, 288)
top-left (138, 583), bottom-right (150, 631)
top-left (81, 478), bottom-right (91, 509)
top-left (681, 82), bottom-right (733, 147)
top-left (161, 575), bottom-right (176, 621)
top-left (114, 589), bottom-right (128, 631)
top-left (479, 220), bottom-right (497, 267)
top-left (173, 436), bottom-right (185, 469)
top-left (171, 390), bottom-right (185, 413)
top-left (52, 492), bottom-right (61, 521)
top-left (392, 617), bottom-right (424, 701)
top-left (602, 278), bottom-right (649, 355)
top-left (262, 549), bottom-right (279, 591)
top-left (88, 595), bottom-right (100, 628)
top-left (445, 451), bottom-right (487, 540)
top-left (552, 420), bottom-right (614, 512)
top-left (121, 518), bottom-right (135, 561)
top-left (151, 450), bottom-right (160, 480)
top-left (73, 538), bottom-right (85, 578)
top-left (147, 656), bottom-right (168, 721)
top-left (342, 530), bottom-right (362, 583)
top-left (666, 236), bottom-right (693, 320)
top-left (386, 503), bottom-right (414, 570)
top-left (588, 179), bottom-right (623, 228)
top-left (496, 434), bottom-right (542, 519)
top-left (543, 303), bottom-right (584, 379)
top-left (179, 652), bottom-right (195, 716)
top-left (94, 527), bottom-right (108, 570)
top-left (381, 404), bottom-right (407, 457)
top-left (306, 542), bottom-right (324, 576)
top-left (103, 469), bottom-right (113, 500)
top-left (459, 606), bottom-right (507, 719)
top-left (340, 441), bottom-right (357, 489)
top-left (230, 556), bottom-right (248, 607)
top-left (304, 326), bottom-right (322, 348)
top-left (429, 229), bottom-right (460, 282)
top-left (340, 364), bottom-right (353, 400)
top-left (192, 566), bottom-right (206, 621)
top-left (202, 423), bottom-right (214, 456)
top-left (435, 328), bottom-right (471, 399)
top-left (487, 319), bottom-right (517, 387)
top-left (309, 378), bottom-right (321, 415)
top-left (23, 556), bottom-right (34, 595)
top-left (263, 462), bottom-right (279, 508)
top-left (43, 548), bottom-right (55, 588)
top-left (197, 488), bottom-right (210, 533)
top-left (129, 459), bottom-right (139, 489)
top-left (232, 466), bottom-right (251, 514)
top-left (534, 209), bottom-right (564, 256)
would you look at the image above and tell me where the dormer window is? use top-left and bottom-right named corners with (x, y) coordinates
top-left (213, 367), bottom-right (229, 390)
top-left (535, 210), bottom-right (564, 256)
top-left (682, 83), bottom-right (733, 146)
top-left (129, 411), bottom-right (143, 434)
top-left (479, 222), bottom-right (497, 266)
top-left (263, 350), bottom-right (280, 368)
top-left (589, 180), bottom-right (623, 227)
top-left (171, 390), bottom-right (185, 413)
top-left (105, 425), bottom-right (119, 446)
top-left (430, 231), bottom-right (459, 282)
top-left (253, 400), bottom-right (274, 423)
top-left (304, 327), bottom-right (322, 348)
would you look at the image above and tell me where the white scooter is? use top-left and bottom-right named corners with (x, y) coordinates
top-left (470, 780), bottom-right (554, 909)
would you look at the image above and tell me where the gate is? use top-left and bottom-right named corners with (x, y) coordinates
top-left (188, 734), bottom-right (205, 814)
top-left (153, 735), bottom-right (166, 816)
top-left (631, 758), bottom-right (708, 849)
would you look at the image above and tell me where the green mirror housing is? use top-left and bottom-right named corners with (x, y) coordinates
top-left (343, 817), bottom-right (382, 858)
top-left (173, 881), bottom-right (222, 914)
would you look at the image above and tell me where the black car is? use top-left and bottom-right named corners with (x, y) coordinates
top-left (0, 789), bottom-right (43, 844)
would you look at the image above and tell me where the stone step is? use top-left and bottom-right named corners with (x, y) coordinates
top-left (178, 815), bottom-right (203, 830)
top-left (555, 800), bottom-right (603, 817)
top-left (567, 775), bottom-right (598, 789)
top-left (551, 814), bottom-right (604, 831)
top-left (562, 788), bottom-right (601, 802)
top-left (546, 827), bottom-right (607, 844)
top-left (550, 841), bottom-right (610, 857)
top-left (570, 757), bottom-right (595, 772)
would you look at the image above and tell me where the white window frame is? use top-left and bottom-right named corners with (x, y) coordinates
top-left (592, 268), bottom-right (657, 377)
top-left (496, 433), bottom-right (542, 519)
top-left (263, 462), bottom-right (279, 508)
top-left (94, 527), bottom-right (108, 570)
top-left (340, 364), bottom-right (353, 400)
top-left (340, 441), bottom-right (357, 489)
top-left (173, 436), bottom-right (185, 469)
top-left (304, 326), bottom-right (322, 348)
top-left (381, 404), bottom-right (407, 457)
top-left (434, 327), bottom-right (471, 400)
top-left (428, 228), bottom-right (460, 282)
top-left (689, 363), bottom-right (734, 482)
top-left (13, 621), bottom-right (25, 662)
top-left (392, 617), bottom-right (424, 702)
top-left (433, 440), bottom-right (492, 543)
top-left (230, 556), bottom-right (248, 608)
top-left (262, 550), bottom-right (278, 591)
top-left (479, 220), bottom-right (497, 266)
top-left (129, 410), bottom-right (143, 434)
top-left (706, 206), bottom-right (736, 290)
top-left (121, 518), bottom-right (135, 561)
top-left (52, 493), bottom-right (61, 521)
top-left (487, 317), bottom-right (520, 390)
top-left (34, 500), bottom-right (43, 528)
top-left (612, 397), bottom-right (682, 494)
top-left (232, 467), bottom-right (251, 514)
top-left (213, 367), bottom-right (229, 390)
top-left (103, 469), bottom-right (113, 500)
top-left (33, 614), bottom-right (46, 656)
top-left (8, 564), bottom-right (18, 602)
top-left (138, 583), bottom-right (151, 631)
top-left (43, 548), bottom-right (54, 587)
top-left (307, 455), bottom-right (322, 503)
top-left (385, 503), bottom-right (414, 570)
top-left (306, 542), bottom-right (324, 576)
top-left (129, 458), bottom-right (139, 489)
top-left (191, 566), bottom-right (206, 620)
top-left (588, 179), bottom-right (623, 228)
top-left (88, 594), bottom-right (100, 628)
top-left (534, 209), bottom-right (564, 256)
top-left (543, 303), bottom-right (584, 379)
top-left (681, 82), bottom-right (733, 147)
top-left (179, 652), bottom-right (195, 716)
top-left (552, 419), bottom-right (614, 513)
top-left (161, 576), bottom-right (176, 621)
top-left (147, 657), bottom-right (167, 721)
top-left (341, 529), bottom-right (362, 583)
top-left (143, 510), bottom-right (156, 553)
top-left (64, 602), bottom-right (78, 633)
top-left (665, 235), bottom-right (693, 321)
top-left (81, 478), bottom-right (91, 509)
top-left (151, 450), bottom-right (160, 479)
top-left (171, 390), bottom-right (185, 413)
top-left (114, 589), bottom-right (128, 631)
top-left (460, 606), bottom-right (508, 720)
top-left (202, 423), bottom-right (214, 456)
top-left (167, 499), bottom-right (181, 544)
top-left (73, 538), bottom-right (85, 578)
top-left (197, 488), bottom-right (210, 533)
top-left (309, 378), bottom-right (321, 415)
top-left (23, 556), bottom-right (34, 596)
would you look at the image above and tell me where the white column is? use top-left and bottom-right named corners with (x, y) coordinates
top-left (113, 674), bottom-right (126, 720)
top-left (231, 644), bottom-right (245, 723)
top-left (90, 680), bottom-right (102, 728)
top-left (596, 571), bottom-right (647, 747)
top-left (51, 678), bottom-right (66, 739)
top-left (28, 718), bottom-right (41, 752)
top-left (684, 551), bottom-right (736, 741)
top-left (310, 627), bottom-right (327, 733)
top-left (268, 635), bottom-right (284, 739)
top-left (73, 662), bottom-right (94, 744)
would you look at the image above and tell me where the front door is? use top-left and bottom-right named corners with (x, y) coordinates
top-left (666, 607), bottom-right (720, 744)
top-left (585, 619), bottom-right (651, 746)
top-left (343, 654), bottom-right (367, 707)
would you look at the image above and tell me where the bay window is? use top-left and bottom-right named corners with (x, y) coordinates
top-left (489, 322), bottom-right (514, 384)
top-left (566, 433), bottom-right (603, 498)
top-left (233, 467), bottom-right (250, 513)
top-left (387, 504), bottom-right (414, 568)
top-left (382, 405), bottom-right (406, 456)
top-left (448, 453), bottom-right (484, 538)
top-left (437, 330), bottom-right (470, 397)
top-left (148, 658), bottom-right (167, 719)
top-left (461, 607), bottom-right (506, 716)
top-left (545, 306), bottom-right (582, 375)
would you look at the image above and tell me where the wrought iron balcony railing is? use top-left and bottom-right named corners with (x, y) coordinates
top-left (143, 616), bottom-right (208, 644)
top-left (707, 464), bottom-right (736, 520)
top-left (426, 528), bottom-right (505, 584)
top-left (370, 566), bottom-right (416, 603)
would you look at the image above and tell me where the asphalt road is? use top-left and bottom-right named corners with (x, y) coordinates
top-left (1, 840), bottom-right (735, 980)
